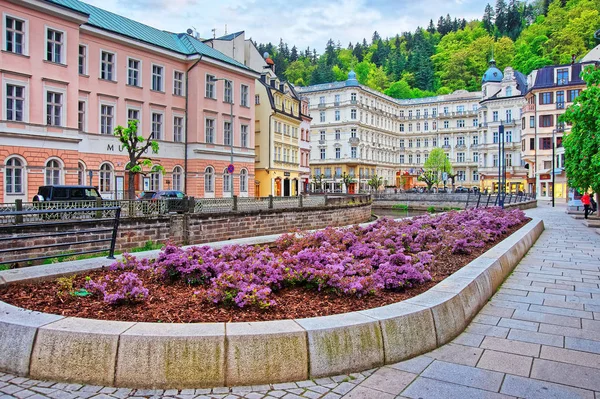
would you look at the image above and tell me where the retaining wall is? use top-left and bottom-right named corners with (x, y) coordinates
top-left (0, 200), bottom-right (371, 264)
top-left (0, 217), bottom-right (544, 389)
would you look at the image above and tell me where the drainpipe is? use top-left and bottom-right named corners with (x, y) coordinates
top-left (184, 56), bottom-right (202, 194)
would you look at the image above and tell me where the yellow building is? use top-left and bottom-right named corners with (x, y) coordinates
top-left (254, 68), bottom-right (304, 197)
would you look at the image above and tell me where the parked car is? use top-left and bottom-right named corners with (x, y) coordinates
top-left (454, 187), bottom-right (470, 193)
top-left (136, 190), bottom-right (185, 200)
top-left (33, 185), bottom-right (102, 202)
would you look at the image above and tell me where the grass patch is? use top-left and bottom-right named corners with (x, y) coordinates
top-left (391, 204), bottom-right (409, 211)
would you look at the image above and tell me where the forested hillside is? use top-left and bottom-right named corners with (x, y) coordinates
top-left (255, 0), bottom-right (600, 99)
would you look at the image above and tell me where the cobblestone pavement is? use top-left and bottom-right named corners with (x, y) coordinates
top-left (2, 203), bottom-right (600, 399)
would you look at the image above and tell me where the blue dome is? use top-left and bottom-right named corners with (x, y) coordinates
top-left (482, 59), bottom-right (503, 83)
top-left (346, 70), bottom-right (359, 87)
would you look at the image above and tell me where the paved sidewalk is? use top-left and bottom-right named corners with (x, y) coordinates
top-left (1, 203), bottom-right (599, 399)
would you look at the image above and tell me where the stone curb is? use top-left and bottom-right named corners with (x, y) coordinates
top-left (0, 218), bottom-right (544, 389)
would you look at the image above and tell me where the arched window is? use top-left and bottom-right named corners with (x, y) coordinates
top-left (223, 168), bottom-right (231, 194)
top-left (149, 167), bottom-right (161, 191)
top-left (99, 163), bottom-right (113, 193)
top-left (240, 169), bottom-right (248, 193)
top-left (78, 161), bottom-right (86, 185)
top-left (5, 157), bottom-right (24, 194)
top-left (45, 159), bottom-right (62, 185)
top-left (172, 166), bottom-right (183, 192)
top-left (204, 166), bottom-right (214, 193)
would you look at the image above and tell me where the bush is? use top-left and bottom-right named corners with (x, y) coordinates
top-left (392, 204), bottom-right (409, 211)
top-left (427, 206), bottom-right (436, 213)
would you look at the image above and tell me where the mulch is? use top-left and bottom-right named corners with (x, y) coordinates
top-left (0, 220), bottom-right (528, 323)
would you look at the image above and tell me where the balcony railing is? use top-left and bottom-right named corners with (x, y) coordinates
top-left (556, 102), bottom-right (565, 109)
top-left (318, 103), bottom-right (326, 109)
top-left (318, 139), bottom-right (325, 145)
top-left (349, 137), bottom-right (360, 145)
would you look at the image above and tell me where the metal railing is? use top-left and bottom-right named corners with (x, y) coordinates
top-left (0, 195), bottom-right (333, 223)
top-left (0, 206), bottom-right (121, 266)
top-left (372, 191), bottom-right (536, 208)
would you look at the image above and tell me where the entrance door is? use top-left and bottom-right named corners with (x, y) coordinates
top-left (275, 178), bottom-right (282, 196)
top-left (283, 179), bottom-right (290, 197)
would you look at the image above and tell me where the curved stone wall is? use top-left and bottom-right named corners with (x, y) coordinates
top-left (0, 218), bottom-right (544, 389)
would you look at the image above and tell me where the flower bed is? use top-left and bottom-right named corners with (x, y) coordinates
top-left (0, 208), bottom-right (528, 322)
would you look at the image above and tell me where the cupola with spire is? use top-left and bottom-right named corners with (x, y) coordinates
top-left (346, 70), bottom-right (359, 87)
top-left (482, 58), bottom-right (503, 83)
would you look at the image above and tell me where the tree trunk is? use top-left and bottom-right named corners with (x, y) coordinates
top-left (128, 171), bottom-right (136, 200)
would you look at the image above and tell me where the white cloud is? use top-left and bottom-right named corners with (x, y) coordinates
top-left (84, 0), bottom-right (486, 52)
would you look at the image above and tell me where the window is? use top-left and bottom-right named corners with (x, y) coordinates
top-left (433, 138), bottom-right (437, 147)
top-left (399, 155), bottom-right (405, 164)
top-left (255, 94), bottom-right (260, 105)
top-left (173, 71), bottom-right (184, 96)
top-left (351, 93), bottom-right (357, 102)
top-left (46, 28), bottom-right (63, 63)
top-left (152, 65), bottom-right (163, 91)
top-left (399, 139), bottom-right (404, 148)
top-left (473, 152), bottom-right (479, 162)
top-left (473, 135), bottom-right (478, 145)
top-left (400, 123), bottom-right (405, 132)
top-left (78, 162), bottom-right (85, 185)
top-left (173, 116), bottom-right (184, 142)
top-left (320, 111), bottom-right (325, 123)
top-left (99, 163), bottom-right (113, 193)
top-left (443, 121), bottom-right (449, 129)
top-left (351, 109), bottom-right (357, 119)
top-left (78, 101), bottom-right (85, 131)
top-left (530, 138), bottom-right (535, 150)
top-left (541, 92), bottom-right (553, 105)
top-left (408, 139), bottom-right (413, 148)
top-left (493, 154), bottom-right (499, 167)
top-left (492, 111), bottom-right (499, 122)
top-left (416, 138), bottom-right (421, 148)
top-left (204, 167), bottom-right (214, 192)
top-left (433, 121), bottom-right (437, 130)
top-left (568, 89), bottom-right (580, 102)
top-left (506, 110), bottom-right (512, 122)
top-left (240, 169), bottom-right (248, 192)
top-left (320, 148), bottom-right (326, 160)
top-left (206, 75), bottom-right (215, 98)
top-left (457, 136), bottom-right (465, 146)
top-left (127, 58), bottom-right (141, 87)
top-left (149, 170), bottom-right (161, 191)
top-left (493, 131), bottom-right (499, 144)
top-left (539, 115), bottom-right (554, 127)
top-left (172, 166), bottom-right (183, 191)
top-left (473, 119), bottom-right (478, 127)
top-left (6, 84), bottom-right (24, 121)
top-left (224, 121), bottom-right (232, 146)
top-left (529, 116), bottom-right (535, 128)
top-left (127, 108), bottom-right (140, 124)
top-left (417, 123), bottom-right (421, 131)
top-left (457, 120), bottom-right (465, 128)
top-left (424, 122), bottom-right (429, 131)
top-left (351, 128), bottom-right (357, 138)
top-left (443, 106), bottom-right (449, 115)
top-left (506, 130), bottom-right (512, 142)
top-left (334, 94), bottom-right (340, 105)
top-left (506, 87), bottom-right (512, 97)
top-left (5, 16), bottom-right (25, 54)
top-left (151, 113), bottom-right (163, 140)
top-left (335, 148), bottom-right (341, 159)
top-left (5, 157), bottom-right (23, 194)
top-left (205, 119), bottom-right (215, 143)
top-left (505, 153), bottom-right (513, 167)
top-left (319, 96), bottom-right (325, 105)
top-left (240, 84), bottom-right (248, 107)
top-left (457, 153), bottom-right (465, 163)
top-left (557, 68), bottom-right (568, 85)
top-left (224, 80), bottom-right (233, 103)
top-left (432, 108), bottom-right (437, 117)
top-left (408, 154), bottom-right (413, 164)
top-left (408, 124), bottom-right (413, 132)
top-left (46, 91), bottom-right (62, 126)
top-left (241, 125), bottom-right (249, 147)
top-left (424, 138), bottom-right (429, 147)
top-left (457, 171), bottom-right (465, 181)
top-left (335, 130), bottom-right (341, 140)
top-left (45, 159), bottom-right (61, 185)
top-left (556, 90), bottom-right (564, 107)
top-left (320, 131), bottom-right (325, 141)
top-left (78, 45), bottom-right (87, 75)
top-left (444, 137), bottom-right (449, 146)
top-left (351, 147), bottom-right (357, 158)
top-left (335, 167), bottom-right (342, 178)
top-left (472, 170), bottom-right (479, 181)
top-left (540, 138), bottom-right (552, 150)
top-left (100, 104), bottom-right (113, 134)
top-left (335, 110), bottom-right (340, 121)
top-left (100, 51), bottom-right (115, 81)
top-left (223, 168), bottom-right (231, 193)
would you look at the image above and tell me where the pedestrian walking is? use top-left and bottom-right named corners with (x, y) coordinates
top-left (591, 193), bottom-right (597, 215)
top-left (582, 192), bottom-right (591, 219)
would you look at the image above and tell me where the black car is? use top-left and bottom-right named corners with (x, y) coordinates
top-left (33, 185), bottom-right (102, 202)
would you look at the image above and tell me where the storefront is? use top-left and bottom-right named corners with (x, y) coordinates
top-left (537, 169), bottom-right (567, 201)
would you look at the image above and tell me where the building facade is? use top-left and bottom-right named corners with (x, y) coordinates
top-left (0, 0), bottom-right (258, 203)
top-left (478, 62), bottom-right (528, 193)
top-left (297, 72), bottom-right (483, 192)
top-left (520, 62), bottom-right (591, 201)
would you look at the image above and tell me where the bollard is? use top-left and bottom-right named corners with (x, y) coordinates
top-left (233, 195), bottom-right (238, 212)
top-left (95, 197), bottom-right (102, 218)
top-left (268, 195), bottom-right (274, 209)
top-left (476, 193), bottom-right (481, 209)
top-left (486, 194), bottom-right (491, 208)
top-left (299, 195), bottom-right (303, 208)
top-left (15, 199), bottom-right (23, 224)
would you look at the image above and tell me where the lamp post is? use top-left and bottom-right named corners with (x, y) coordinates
top-left (552, 128), bottom-right (556, 208)
top-left (498, 122), bottom-right (505, 208)
top-left (210, 77), bottom-right (235, 198)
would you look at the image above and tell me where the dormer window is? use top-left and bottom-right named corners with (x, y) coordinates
top-left (270, 79), bottom-right (276, 88)
top-left (557, 68), bottom-right (568, 85)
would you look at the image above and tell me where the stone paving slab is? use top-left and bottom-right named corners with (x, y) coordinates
top-left (3, 203), bottom-right (600, 399)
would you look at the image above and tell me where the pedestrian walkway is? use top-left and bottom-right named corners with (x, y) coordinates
top-left (1, 203), bottom-right (599, 399)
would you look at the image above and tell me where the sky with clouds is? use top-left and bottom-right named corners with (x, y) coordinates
top-left (84, 0), bottom-right (488, 52)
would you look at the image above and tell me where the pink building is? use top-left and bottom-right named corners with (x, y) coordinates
top-left (0, 0), bottom-right (258, 202)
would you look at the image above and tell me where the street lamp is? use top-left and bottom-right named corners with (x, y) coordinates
top-left (498, 122), bottom-right (505, 208)
top-left (210, 77), bottom-right (235, 198)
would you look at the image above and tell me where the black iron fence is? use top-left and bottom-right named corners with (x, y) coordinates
top-left (0, 206), bottom-right (121, 267)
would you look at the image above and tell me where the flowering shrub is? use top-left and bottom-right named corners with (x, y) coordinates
top-left (96, 208), bottom-right (526, 308)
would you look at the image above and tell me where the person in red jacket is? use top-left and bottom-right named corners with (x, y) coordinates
top-left (582, 192), bottom-right (591, 219)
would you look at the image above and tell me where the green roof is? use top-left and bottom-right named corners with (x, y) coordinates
top-left (47, 0), bottom-right (250, 70)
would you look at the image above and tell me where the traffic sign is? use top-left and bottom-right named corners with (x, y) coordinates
top-left (227, 164), bottom-right (234, 174)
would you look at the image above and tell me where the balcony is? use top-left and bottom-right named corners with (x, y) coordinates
top-left (334, 101), bottom-right (340, 107)
top-left (349, 137), bottom-right (360, 145)
top-left (350, 100), bottom-right (357, 105)
top-left (318, 103), bottom-right (326, 109)
top-left (556, 102), bottom-right (565, 110)
top-left (318, 139), bottom-right (325, 145)
top-left (442, 144), bottom-right (451, 149)
top-left (557, 78), bottom-right (568, 86)
top-left (522, 104), bottom-right (535, 113)
top-left (456, 144), bottom-right (467, 150)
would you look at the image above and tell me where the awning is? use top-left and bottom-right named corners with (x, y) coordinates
top-left (536, 168), bottom-right (564, 175)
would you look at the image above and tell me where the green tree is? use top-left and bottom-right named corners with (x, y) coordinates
top-left (561, 65), bottom-right (600, 203)
top-left (424, 148), bottom-right (452, 188)
top-left (114, 120), bottom-right (164, 200)
top-left (341, 172), bottom-right (355, 193)
top-left (384, 79), bottom-right (413, 99)
top-left (367, 175), bottom-right (384, 193)
top-left (483, 3), bottom-right (496, 33)
top-left (418, 170), bottom-right (439, 192)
